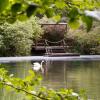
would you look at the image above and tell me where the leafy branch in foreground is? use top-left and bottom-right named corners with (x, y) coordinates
top-left (0, 68), bottom-right (87, 100)
top-left (0, 0), bottom-right (99, 31)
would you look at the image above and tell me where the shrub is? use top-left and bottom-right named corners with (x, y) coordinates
top-left (0, 17), bottom-right (43, 56)
top-left (66, 23), bottom-right (100, 54)
top-left (28, 17), bottom-right (43, 40)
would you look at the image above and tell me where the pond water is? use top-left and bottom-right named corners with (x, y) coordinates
top-left (0, 56), bottom-right (100, 100)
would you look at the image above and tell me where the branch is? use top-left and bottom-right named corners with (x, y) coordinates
top-left (2, 81), bottom-right (48, 100)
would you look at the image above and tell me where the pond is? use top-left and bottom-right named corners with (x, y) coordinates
top-left (0, 55), bottom-right (100, 100)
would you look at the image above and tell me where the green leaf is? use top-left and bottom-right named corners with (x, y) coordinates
top-left (25, 70), bottom-right (35, 82)
top-left (69, 18), bottom-right (80, 29)
top-left (26, 3), bottom-right (38, 17)
top-left (11, 3), bottom-right (22, 15)
top-left (45, 8), bottom-right (54, 18)
top-left (5, 85), bottom-right (12, 91)
top-left (52, 15), bottom-right (61, 22)
top-left (55, 1), bottom-right (66, 9)
top-left (0, 0), bottom-right (9, 13)
top-left (17, 14), bottom-right (28, 21)
top-left (29, 70), bottom-right (35, 76)
top-left (0, 83), bottom-right (3, 89)
top-left (82, 15), bottom-right (93, 32)
top-left (68, 7), bottom-right (79, 19)
top-left (42, 0), bottom-right (51, 5)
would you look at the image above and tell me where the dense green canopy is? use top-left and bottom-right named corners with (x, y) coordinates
top-left (0, 0), bottom-right (100, 31)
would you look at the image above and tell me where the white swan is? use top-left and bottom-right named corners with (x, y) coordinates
top-left (32, 61), bottom-right (44, 73)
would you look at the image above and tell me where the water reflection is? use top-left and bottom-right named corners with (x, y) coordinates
top-left (43, 61), bottom-right (100, 100)
top-left (0, 60), bottom-right (100, 100)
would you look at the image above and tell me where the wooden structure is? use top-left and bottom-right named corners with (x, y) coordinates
top-left (32, 39), bottom-right (80, 56)
top-left (32, 23), bottom-right (80, 56)
top-left (41, 23), bottom-right (67, 42)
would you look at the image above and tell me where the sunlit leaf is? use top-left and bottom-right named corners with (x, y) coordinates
top-left (0, 84), bottom-right (3, 89)
top-left (29, 70), bottom-right (35, 76)
top-left (25, 70), bottom-right (35, 82)
top-left (17, 14), bottom-right (28, 21)
top-left (0, 0), bottom-right (9, 13)
top-left (55, 1), bottom-right (66, 9)
top-left (5, 85), bottom-right (12, 91)
top-left (69, 19), bottom-right (80, 29)
top-left (52, 15), bottom-right (61, 22)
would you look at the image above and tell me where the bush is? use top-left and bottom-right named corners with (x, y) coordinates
top-left (0, 17), bottom-right (43, 56)
top-left (66, 23), bottom-right (100, 54)
top-left (28, 17), bottom-right (43, 40)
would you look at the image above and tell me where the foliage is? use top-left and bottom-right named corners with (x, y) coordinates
top-left (66, 22), bottom-right (100, 54)
top-left (0, 17), bottom-right (43, 56)
top-left (0, 0), bottom-right (99, 31)
top-left (28, 17), bottom-right (43, 40)
top-left (0, 67), bottom-right (88, 100)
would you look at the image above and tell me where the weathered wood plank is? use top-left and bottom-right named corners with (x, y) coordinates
top-left (46, 53), bottom-right (80, 57)
top-left (33, 46), bottom-right (70, 50)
